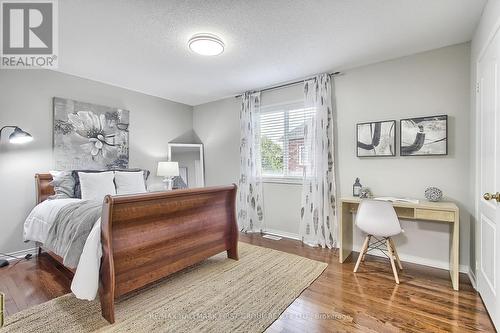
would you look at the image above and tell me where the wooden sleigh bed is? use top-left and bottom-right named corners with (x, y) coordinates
top-left (35, 173), bottom-right (239, 324)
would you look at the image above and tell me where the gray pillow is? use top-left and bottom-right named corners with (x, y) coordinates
top-left (172, 176), bottom-right (187, 189)
top-left (72, 168), bottom-right (150, 198)
top-left (49, 171), bottom-right (76, 199)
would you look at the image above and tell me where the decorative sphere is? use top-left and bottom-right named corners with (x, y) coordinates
top-left (425, 187), bottom-right (443, 202)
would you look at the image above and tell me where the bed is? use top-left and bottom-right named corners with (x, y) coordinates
top-left (30, 173), bottom-right (239, 324)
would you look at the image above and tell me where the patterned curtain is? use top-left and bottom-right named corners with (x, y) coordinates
top-left (238, 92), bottom-right (264, 232)
top-left (299, 74), bottom-right (337, 248)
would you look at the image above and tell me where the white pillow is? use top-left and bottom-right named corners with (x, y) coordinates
top-left (114, 171), bottom-right (147, 195)
top-left (78, 171), bottom-right (116, 201)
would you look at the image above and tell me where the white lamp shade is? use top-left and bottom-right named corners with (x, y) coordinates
top-left (157, 161), bottom-right (179, 177)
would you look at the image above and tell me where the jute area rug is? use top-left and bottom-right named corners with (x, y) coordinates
top-left (1, 242), bottom-right (327, 333)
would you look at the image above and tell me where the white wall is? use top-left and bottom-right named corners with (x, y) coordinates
top-left (0, 70), bottom-right (193, 255)
top-left (193, 43), bottom-right (472, 270)
top-left (470, 0), bottom-right (500, 278)
top-left (192, 97), bottom-right (240, 187)
top-left (1, 42), bottom-right (472, 270)
top-left (192, 86), bottom-right (304, 237)
top-left (337, 43), bottom-right (471, 271)
top-left (262, 183), bottom-right (301, 237)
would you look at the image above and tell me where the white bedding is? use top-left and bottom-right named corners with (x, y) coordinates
top-left (24, 199), bottom-right (102, 300)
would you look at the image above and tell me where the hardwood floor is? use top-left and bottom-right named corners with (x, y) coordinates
top-left (0, 234), bottom-right (495, 332)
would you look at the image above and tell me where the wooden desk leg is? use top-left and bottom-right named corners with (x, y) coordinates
top-left (450, 213), bottom-right (460, 290)
top-left (339, 202), bottom-right (353, 263)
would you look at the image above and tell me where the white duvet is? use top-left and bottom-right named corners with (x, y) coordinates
top-left (23, 198), bottom-right (102, 300)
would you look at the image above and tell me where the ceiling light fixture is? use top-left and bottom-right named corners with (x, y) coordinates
top-left (188, 34), bottom-right (224, 56)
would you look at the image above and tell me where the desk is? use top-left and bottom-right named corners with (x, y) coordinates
top-left (339, 197), bottom-right (460, 290)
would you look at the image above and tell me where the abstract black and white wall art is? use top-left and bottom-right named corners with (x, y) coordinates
top-left (53, 97), bottom-right (130, 170)
top-left (356, 120), bottom-right (396, 157)
top-left (400, 115), bottom-right (447, 156)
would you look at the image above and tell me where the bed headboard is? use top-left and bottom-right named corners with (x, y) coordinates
top-left (35, 173), bottom-right (54, 204)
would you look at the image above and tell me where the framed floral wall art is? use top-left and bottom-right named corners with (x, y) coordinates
top-left (53, 97), bottom-right (130, 170)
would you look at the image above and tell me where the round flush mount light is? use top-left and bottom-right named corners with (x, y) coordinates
top-left (188, 34), bottom-right (224, 56)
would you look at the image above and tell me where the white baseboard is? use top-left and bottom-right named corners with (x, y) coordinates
top-left (263, 229), bottom-right (301, 241)
top-left (361, 249), bottom-right (469, 274)
top-left (264, 229), bottom-right (471, 275)
top-left (3, 241), bottom-right (477, 287)
top-left (1, 247), bottom-right (38, 262)
top-left (468, 268), bottom-right (477, 289)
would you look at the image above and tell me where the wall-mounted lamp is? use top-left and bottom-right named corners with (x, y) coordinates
top-left (0, 126), bottom-right (33, 144)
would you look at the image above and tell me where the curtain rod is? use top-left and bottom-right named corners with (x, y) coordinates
top-left (234, 71), bottom-right (342, 98)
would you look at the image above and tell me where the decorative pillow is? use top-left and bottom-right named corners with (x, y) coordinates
top-left (48, 171), bottom-right (76, 199)
top-left (114, 171), bottom-right (147, 195)
top-left (78, 171), bottom-right (116, 201)
top-left (172, 176), bottom-right (188, 189)
top-left (72, 168), bottom-right (150, 198)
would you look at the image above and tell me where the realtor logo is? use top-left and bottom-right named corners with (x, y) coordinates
top-left (1, 0), bottom-right (58, 68)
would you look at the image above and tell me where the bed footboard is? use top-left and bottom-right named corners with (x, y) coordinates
top-left (99, 185), bottom-right (238, 324)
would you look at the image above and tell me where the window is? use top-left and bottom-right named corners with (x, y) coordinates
top-left (298, 146), bottom-right (306, 166)
top-left (259, 101), bottom-right (314, 183)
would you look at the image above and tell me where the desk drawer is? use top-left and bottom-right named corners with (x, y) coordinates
top-left (415, 209), bottom-right (455, 222)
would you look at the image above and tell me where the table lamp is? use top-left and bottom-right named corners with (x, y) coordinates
top-left (157, 161), bottom-right (179, 190)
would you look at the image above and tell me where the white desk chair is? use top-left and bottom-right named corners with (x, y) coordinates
top-left (353, 199), bottom-right (403, 284)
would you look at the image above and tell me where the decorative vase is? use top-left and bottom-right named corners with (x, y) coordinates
top-left (425, 187), bottom-right (443, 202)
top-left (353, 178), bottom-right (362, 197)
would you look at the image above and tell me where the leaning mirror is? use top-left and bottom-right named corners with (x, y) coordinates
top-left (168, 143), bottom-right (205, 189)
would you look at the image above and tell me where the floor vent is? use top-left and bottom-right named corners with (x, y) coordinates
top-left (263, 234), bottom-right (282, 241)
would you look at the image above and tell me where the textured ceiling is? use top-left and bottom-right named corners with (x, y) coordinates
top-left (57, 0), bottom-right (486, 106)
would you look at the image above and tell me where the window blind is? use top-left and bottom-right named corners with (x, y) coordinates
top-left (259, 101), bottom-right (315, 181)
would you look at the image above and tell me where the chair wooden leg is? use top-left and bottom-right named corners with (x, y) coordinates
top-left (389, 238), bottom-right (403, 270)
top-left (361, 235), bottom-right (371, 262)
top-left (354, 236), bottom-right (370, 273)
top-left (386, 238), bottom-right (400, 284)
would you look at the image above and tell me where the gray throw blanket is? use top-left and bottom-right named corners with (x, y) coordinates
top-left (45, 200), bottom-right (102, 269)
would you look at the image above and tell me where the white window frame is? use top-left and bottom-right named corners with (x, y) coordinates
top-left (259, 100), bottom-right (308, 185)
